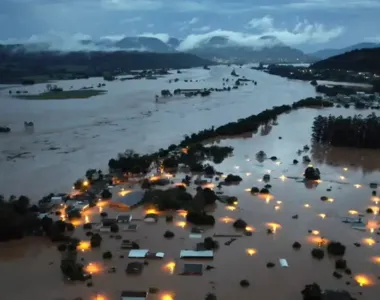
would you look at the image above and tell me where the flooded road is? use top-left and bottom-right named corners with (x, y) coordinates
top-left (0, 106), bottom-right (379, 300)
top-left (0, 65), bottom-right (318, 200)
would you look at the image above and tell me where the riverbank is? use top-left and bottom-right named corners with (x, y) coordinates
top-left (14, 89), bottom-right (107, 100)
top-left (1, 105), bottom-right (379, 300)
top-left (0, 65), bottom-right (319, 200)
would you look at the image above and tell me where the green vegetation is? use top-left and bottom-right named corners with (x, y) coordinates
top-left (15, 89), bottom-right (106, 100)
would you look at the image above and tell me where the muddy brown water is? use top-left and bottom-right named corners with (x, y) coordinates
top-left (1, 107), bottom-right (380, 300)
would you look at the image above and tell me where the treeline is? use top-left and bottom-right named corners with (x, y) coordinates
top-left (0, 47), bottom-right (211, 83)
top-left (108, 97), bottom-right (333, 173)
top-left (311, 47), bottom-right (380, 74)
top-left (312, 113), bottom-right (380, 148)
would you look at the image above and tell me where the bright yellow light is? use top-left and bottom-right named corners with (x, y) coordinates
top-left (257, 179), bottom-right (263, 182)
top-left (318, 213), bottom-right (326, 219)
top-left (308, 164), bottom-right (313, 168)
top-left (246, 172), bottom-right (251, 176)
top-left (266, 222), bottom-right (281, 233)
top-left (85, 216), bottom-right (90, 224)
top-left (367, 220), bottom-right (378, 233)
top-left (276, 201), bottom-right (282, 204)
top-left (245, 226), bottom-right (255, 232)
top-left (354, 184), bottom-right (362, 189)
top-left (203, 183), bottom-right (215, 189)
top-left (304, 204), bottom-right (310, 208)
top-left (340, 176), bottom-right (345, 180)
top-left (150, 175), bottom-right (161, 181)
top-left (220, 217), bottom-right (235, 224)
top-left (119, 189), bottom-right (132, 196)
top-left (311, 230), bottom-right (320, 235)
top-left (84, 262), bottom-right (103, 274)
top-left (175, 221), bottom-right (186, 228)
top-left (175, 183), bottom-right (186, 187)
top-left (275, 161), bottom-right (281, 165)
top-left (343, 167), bottom-right (348, 171)
top-left (348, 210), bottom-right (358, 215)
top-left (370, 256), bottom-right (380, 264)
top-left (315, 179), bottom-right (322, 183)
top-left (145, 208), bottom-right (159, 215)
top-left (362, 238), bottom-right (376, 246)
top-left (369, 206), bottom-right (379, 215)
top-left (60, 214), bottom-right (66, 222)
top-left (279, 175), bottom-right (286, 181)
top-left (77, 241), bottom-right (91, 252)
top-left (226, 206), bottom-right (236, 211)
top-left (274, 205), bottom-right (280, 211)
top-left (93, 294), bottom-right (108, 300)
top-left (371, 196), bottom-right (379, 205)
top-left (164, 262), bottom-right (176, 274)
top-left (71, 219), bottom-right (82, 227)
top-left (244, 188), bottom-right (251, 192)
top-left (233, 201), bottom-right (238, 205)
top-left (221, 175), bottom-right (227, 179)
top-left (246, 248), bottom-right (257, 256)
top-left (83, 180), bottom-right (89, 187)
top-left (354, 275), bottom-right (374, 287)
top-left (99, 206), bottom-right (103, 213)
top-left (307, 236), bottom-right (328, 246)
top-left (327, 198), bottom-right (334, 202)
top-left (177, 210), bottom-right (187, 217)
top-left (161, 293), bottom-right (174, 300)
top-left (266, 170), bottom-right (271, 174)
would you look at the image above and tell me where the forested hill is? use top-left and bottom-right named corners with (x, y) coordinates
top-left (0, 47), bottom-right (213, 84)
top-left (311, 47), bottom-right (380, 73)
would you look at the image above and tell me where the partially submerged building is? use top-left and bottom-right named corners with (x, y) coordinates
top-left (120, 291), bottom-right (148, 300)
top-left (110, 190), bottom-right (145, 209)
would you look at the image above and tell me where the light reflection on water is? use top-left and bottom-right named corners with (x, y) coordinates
top-left (0, 65), bottom-right (318, 200)
top-left (1, 66), bottom-right (380, 300)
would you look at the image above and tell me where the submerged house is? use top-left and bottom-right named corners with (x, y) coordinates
top-left (120, 291), bottom-right (148, 300)
top-left (110, 190), bottom-right (145, 209)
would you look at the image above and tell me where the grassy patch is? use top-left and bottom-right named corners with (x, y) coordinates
top-left (15, 89), bottom-right (106, 100)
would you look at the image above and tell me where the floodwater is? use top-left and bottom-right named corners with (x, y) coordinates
top-left (0, 65), bottom-right (318, 200)
top-left (1, 107), bottom-right (380, 300)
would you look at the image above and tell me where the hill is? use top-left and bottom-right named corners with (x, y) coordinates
top-left (187, 35), bottom-right (314, 64)
top-left (310, 47), bottom-right (380, 73)
top-left (0, 47), bottom-right (212, 84)
top-left (310, 42), bottom-right (380, 60)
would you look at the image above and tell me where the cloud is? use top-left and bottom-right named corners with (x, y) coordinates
top-left (119, 16), bottom-right (142, 24)
top-left (193, 26), bottom-right (211, 32)
top-left (139, 32), bottom-right (170, 43)
top-left (247, 15), bottom-right (274, 30)
top-left (100, 34), bottom-right (126, 41)
top-left (101, 0), bottom-right (163, 11)
top-left (260, 0), bottom-right (380, 11)
top-left (188, 17), bottom-right (199, 25)
top-left (178, 18), bottom-right (344, 50)
top-left (147, 23), bottom-right (154, 28)
top-left (364, 36), bottom-right (380, 43)
top-left (0, 31), bottom-right (95, 51)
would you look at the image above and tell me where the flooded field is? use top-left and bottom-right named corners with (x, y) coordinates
top-left (0, 65), bottom-right (318, 200)
top-left (1, 107), bottom-right (379, 300)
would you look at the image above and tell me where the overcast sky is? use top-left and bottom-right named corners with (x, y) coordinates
top-left (1, 0), bottom-right (380, 51)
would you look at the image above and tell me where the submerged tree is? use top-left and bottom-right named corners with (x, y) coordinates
top-left (312, 113), bottom-right (380, 148)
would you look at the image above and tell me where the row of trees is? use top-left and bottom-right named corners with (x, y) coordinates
top-left (107, 97), bottom-right (333, 174)
top-left (312, 113), bottom-right (380, 148)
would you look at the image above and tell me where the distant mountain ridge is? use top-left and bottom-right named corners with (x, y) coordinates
top-left (185, 35), bottom-right (313, 63)
top-left (311, 47), bottom-right (380, 73)
top-left (2, 35), bottom-right (315, 64)
top-left (310, 42), bottom-right (380, 59)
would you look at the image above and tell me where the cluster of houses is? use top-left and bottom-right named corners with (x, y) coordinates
top-left (325, 91), bottom-right (380, 106)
